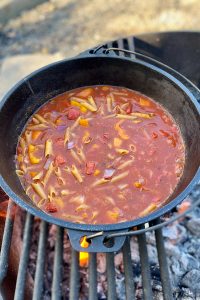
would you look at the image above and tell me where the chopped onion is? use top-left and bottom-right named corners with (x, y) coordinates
top-left (44, 158), bottom-right (52, 170)
top-left (57, 125), bottom-right (66, 131)
top-left (104, 168), bottom-right (115, 179)
top-left (67, 141), bottom-right (75, 150)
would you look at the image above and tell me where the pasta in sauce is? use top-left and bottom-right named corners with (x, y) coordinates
top-left (16, 86), bottom-right (185, 224)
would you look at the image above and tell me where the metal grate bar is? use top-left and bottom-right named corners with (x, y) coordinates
top-left (106, 252), bottom-right (117, 300)
top-left (155, 219), bottom-right (173, 300)
top-left (127, 36), bottom-right (136, 57)
top-left (69, 248), bottom-right (80, 300)
top-left (0, 200), bottom-right (15, 285)
top-left (52, 226), bottom-right (64, 300)
top-left (117, 39), bottom-right (125, 56)
top-left (32, 221), bottom-right (48, 300)
top-left (88, 253), bottom-right (98, 300)
top-left (14, 213), bottom-right (34, 300)
top-left (137, 233), bottom-right (153, 300)
top-left (122, 237), bottom-right (135, 300)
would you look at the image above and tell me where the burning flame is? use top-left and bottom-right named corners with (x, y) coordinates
top-left (79, 236), bottom-right (89, 267)
top-left (0, 188), bottom-right (16, 219)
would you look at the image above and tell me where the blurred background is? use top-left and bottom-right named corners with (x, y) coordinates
top-left (0, 0), bottom-right (199, 96)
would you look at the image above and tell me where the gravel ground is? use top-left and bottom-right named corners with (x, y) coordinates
top-left (0, 0), bottom-right (200, 59)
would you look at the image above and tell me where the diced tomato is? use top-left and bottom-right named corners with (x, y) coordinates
top-left (159, 129), bottom-right (170, 137)
top-left (86, 161), bottom-right (96, 175)
top-left (168, 136), bottom-right (176, 147)
top-left (45, 203), bottom-right (58, 213)
top-left (152, 132), bottom-right (158, 139)
top-left (67, 108), bottom-right (80, 120)
top-left (55, 155), bottom-right (66, 165)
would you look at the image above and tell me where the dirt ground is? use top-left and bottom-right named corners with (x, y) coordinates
top-left (0, 0), bottom-right (200, 59)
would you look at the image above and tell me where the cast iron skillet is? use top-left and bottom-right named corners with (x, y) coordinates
top-left (0, 48), bottom-right (200, 252)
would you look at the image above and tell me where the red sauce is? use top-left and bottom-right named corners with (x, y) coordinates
top-left (16, 86), bottom-right (185, 224)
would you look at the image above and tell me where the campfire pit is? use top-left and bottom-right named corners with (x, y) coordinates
top-left (0, 32), bottom-right (200, 300)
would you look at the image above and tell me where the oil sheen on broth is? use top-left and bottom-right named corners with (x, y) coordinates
top-left (16, 86), bottom-right (185, 224)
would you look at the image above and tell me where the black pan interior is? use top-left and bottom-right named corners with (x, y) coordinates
top-left (0, 56), bottom-right (199, 214)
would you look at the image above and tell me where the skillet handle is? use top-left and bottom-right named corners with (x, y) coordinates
top-left (67, 228), bottom-right (127, 253)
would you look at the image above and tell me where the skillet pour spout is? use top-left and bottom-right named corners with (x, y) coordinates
top-left (0, 49), bottom-right (199, 252)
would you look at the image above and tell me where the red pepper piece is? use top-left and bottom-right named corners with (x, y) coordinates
top-left (45, 203), bottom-right (58, 213)
top-left (55, 155), bottom-right (66, 165)
top-left (126, 103), bottom-right (132, 114)
top-left (86, 161), bottom-right (96, 175)
top-left (67, 108), bottom-right (80, 120)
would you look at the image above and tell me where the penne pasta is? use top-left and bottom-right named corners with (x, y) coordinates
top-left (64, 127), bottom-right (71, 145)
top-left (76, 147), bottom-right (86, 161)
top-left (115, 120), bottom-right (129, 140)
top-left (19, 137), bottom-right (26, 155)
top-left (116, 114), bottom-right (138, 120)
top-left (103, 114), bottom-right (115, 119)
top-left (33, 170), bottom-right (44, 180)
top-left (106, 95), bottom-right (112, 112)
top-left (61, 189), bottom-right (75, 196)
top-left (71, 164), bottom-right (83, 183)
top-left (131, 112), bottom-right (154, 119)
top-left (35, 113), bottom-right (55, 127)
top-left (27, 124), bottom-right (48, 131)
top-left (92, 178), bottom-right (110, 187)
top-left (110, 171), bottom-right (129, 183)
top-left (118, 159), bottom-right (134, 170)
top-left (32, 117), bottom-right (40, 124)
top-left (105, 196), bottom-right (115, 206)
top-left (118, 183), bottom-right (128, 190)
top-left (116, 148), bottom-right (129, 155)
top-left (70, 149), bottom-right (82, 164)
top-left (32, 182), bottom-right (47, 199)
top-left (70, 97), bottom-right (97, 112)
top-left (25, 131), bottom-right (32, 143)
top-left (54, 166), bottom-right (62, 177)
top-left (139, 203), bottom-right (157, 217)
top-left (45, 139), bottom-right (53, 158)
top-left (109, 93), bottom-right (116, 107)
top-left (57, 177), bottom-right (65, 185)
top-left (43, 162), bottom-right (54, 186)
top-left (48, 186), bottom-right (56, 201)
top-left (37, 198), bottom-right (46, 208)
top-left (88, 96), bottom-right (97, 110)
top-left (25, 185), bottom-right (32, 196)
top-left (71, 116), bottom-right (81, 130)
top-left (16, 169), bottom-right (24, 176)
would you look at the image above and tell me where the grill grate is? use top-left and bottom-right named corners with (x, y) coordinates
top-left (0, 33), bottom-right (200, 300)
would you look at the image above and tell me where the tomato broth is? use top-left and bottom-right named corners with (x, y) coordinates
top-left (16, 86), bottom-right (185, 224)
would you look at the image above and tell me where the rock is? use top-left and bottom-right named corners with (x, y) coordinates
top-left (116, 276), bottom-right (126, 300)
top-left (163, 224), bottom-right (187, 243)
top-left (181, 269), bottom-right (200, 293)
top-left (147, 244), bottom-right (158, 264)
top-left (186, 218), bottom-right (200, 237)
top-left (180, 253), bottom-right (199, 272)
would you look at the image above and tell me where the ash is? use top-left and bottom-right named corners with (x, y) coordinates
top-left (27, 183), bottom-right (200, 300)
